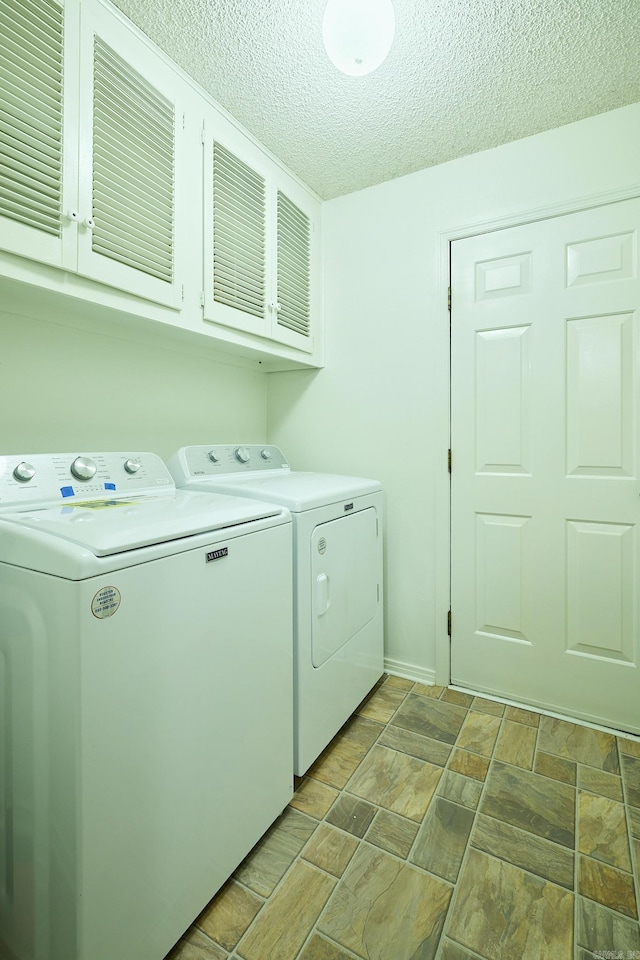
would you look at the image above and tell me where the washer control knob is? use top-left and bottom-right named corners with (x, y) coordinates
top-left (123, 458), bottom-right (141, 474)
top-left (208, 451), bottom-right (220, 463)
top-left (260, 449), bottom-right (272, 461)
top-left (13, 461), bottom-right (36, 482)
top-left (234, 446), bottom-right (250, 464)
top-left (70, 456), bottom-right (97, 481)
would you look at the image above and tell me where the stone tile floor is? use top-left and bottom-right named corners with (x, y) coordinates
top-left (165, 676), bottom-right (640, 960)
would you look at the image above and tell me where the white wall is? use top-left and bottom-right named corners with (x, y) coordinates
top-left (267, 101), bottom-right (640, 683)
top-left (0, 305), bottom-right (267, 457)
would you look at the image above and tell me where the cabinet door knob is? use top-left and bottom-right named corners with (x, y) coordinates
top-left (66, 210), bottom-right (79, 222)
top-left (83, 217), bottom-right (96, 230)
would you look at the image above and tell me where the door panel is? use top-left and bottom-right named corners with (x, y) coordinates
top-left (476, 326), bottom-right (532, 474)
top-left (451, 197), bottom-right (640, 734)
top-left (566, 312), bottom-right (633, 476)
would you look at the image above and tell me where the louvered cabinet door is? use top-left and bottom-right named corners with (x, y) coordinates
top-left (0, 0), bottom-right (76, 268)
top-left (203, 133), bottom-right (270, 337)
top-left (76, 1), bottom-right (184, 308)
top-left (272, 186), bottom-right (315, 353)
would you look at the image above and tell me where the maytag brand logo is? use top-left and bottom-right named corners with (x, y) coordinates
top-left (206, 547), bottom-right (229, 563)
top-left (344, 502), bottom-right (354, 512)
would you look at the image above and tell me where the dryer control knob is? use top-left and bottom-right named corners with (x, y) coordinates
top-left (70, 456), bottom-right (97, 481)
top-left (234, 446), bottom-right (250, 464)
top-left (13, 461), bottom-right (36, 482)
top-left (260, 449), bottom-right (272, 461)
top-left (208, 451), bottom-right (220, 463)
top-left (123, 458), bottom-right (141, 474)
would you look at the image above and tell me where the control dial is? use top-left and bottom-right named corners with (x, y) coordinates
top-left (208, 451), bottom-right (220, 463)
top-left (123, 458), bottom-right (141, 474)
top-left (234, 446), bottom-right (250, 464)
top-left (260, 449), bottom-right (272, 461)
top-left (70, 456), bottom-right (97, 481)
top-left (13, 461), bottom-right (36, 482)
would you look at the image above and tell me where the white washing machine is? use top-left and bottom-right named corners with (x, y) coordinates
top-left (168, 444), bottom-right (384, 775)
top-left (0, 451), bottom-right (293, 960)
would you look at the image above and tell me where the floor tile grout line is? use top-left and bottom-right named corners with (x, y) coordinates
top-left (229, 853), bottom-right (336, 960)
top-left (223, 808), bottom-right (334, 957)
top-left (403, 691), bottom-right (474, 867)
top-left (618, 744), bottom-right (640, 920)
top-left (300, 691), bottom-right (632, 891)
top-left (432, 779), bottom-right (485, 954)
top-left (182, 683), bottom-right (640, 960)
top-left (437, 935), bottom-right (489, 960)
top-left (573, 751), bottom-right (580, 960)
top-left (470, 805), bottom-right (578, 862)
top-left (339, 677), bottom-right (455, 808)
top-left (416, 695), bottom-right (476, 955)
top-left (309, 778), bottom-right (458, 886)
top-left (321, 698), bottom-right (622, 916)
top-left (225, 679), bottom-right (442, 960)
top-left (286, 681), bottom-right (464, 959)
top-left (574, 738), bottom-right (639, 950)
top-left (296, 924), bottom-right (365, 960)
top-left (411, 686), bottom-right (501, 954)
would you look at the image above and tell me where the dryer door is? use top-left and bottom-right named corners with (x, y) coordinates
top-left (311, 507), bottom-right (378, 667)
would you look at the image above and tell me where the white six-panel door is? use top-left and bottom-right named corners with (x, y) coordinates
top-left (450, 197), bottom-right (640, 734)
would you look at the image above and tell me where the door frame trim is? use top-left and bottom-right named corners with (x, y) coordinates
top-left (434, 181), bottom-right (640, 687)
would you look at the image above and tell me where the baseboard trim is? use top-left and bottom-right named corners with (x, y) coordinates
top-left (384, 658), bottom-right (436, 686)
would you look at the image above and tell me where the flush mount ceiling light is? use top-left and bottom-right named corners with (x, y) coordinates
top-left (322, 0), bottom-right (395, 77)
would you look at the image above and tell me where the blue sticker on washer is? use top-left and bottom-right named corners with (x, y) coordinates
top-left (60, 486), bottom-right (75, 498)
top-left (104, 483), bottom-right (116, 491)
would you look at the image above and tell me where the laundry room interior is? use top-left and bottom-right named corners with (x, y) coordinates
top-left (1, 0), bottom-right (640, 958)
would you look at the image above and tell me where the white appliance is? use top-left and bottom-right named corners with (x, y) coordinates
top-left (0, 451), bottom-right (293, 960)
top-left (168, 444), bottom-right (384, 775)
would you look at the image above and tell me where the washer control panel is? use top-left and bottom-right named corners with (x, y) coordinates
top-left (0, 452), bottom-right (174, 510)
top-left (174, 445), bottom-right (290, 480)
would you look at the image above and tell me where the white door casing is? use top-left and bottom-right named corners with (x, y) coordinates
top-left (450, 197), bottom-right (640, 734)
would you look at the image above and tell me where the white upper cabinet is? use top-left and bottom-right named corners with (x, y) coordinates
top-left (203, 119), bottom-right (318, 355)
top-left (0, 0), bottom-right (184, 308)
top-left (76, 0), bottom-right (184, 307)
top-left (204, 130), bottom-right (270, 339)
top-left (273, 178), bottom-right (315, 353)
top-left (0, 0), bottom-right (73, 267)
top-left (0, 0), bottom-right (322, 366)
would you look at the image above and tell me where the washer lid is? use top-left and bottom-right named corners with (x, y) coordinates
top-left (0, 489), bottom-right (284, 557)
top-left (202, 472), bottom-right (381, 512)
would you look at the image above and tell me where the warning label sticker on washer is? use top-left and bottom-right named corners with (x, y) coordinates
top-left (91, 586), bottom-right (121, 619)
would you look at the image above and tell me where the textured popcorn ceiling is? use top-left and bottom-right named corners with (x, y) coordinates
top-left (110, 0), bottom-right (640, 200)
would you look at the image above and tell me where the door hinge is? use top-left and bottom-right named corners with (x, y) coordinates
top-left (447, 610), bottom-right (452, 636)
top-left (181, 283), bottom-right (185, 303)
top-left (200, 290), bottom-right (205, 308)
top-left (201, 124), bottom-right (206, 145)
top-left (447, 286), bottom-right (451, 311)
top-left (448, 449), bottom-right (452, 473)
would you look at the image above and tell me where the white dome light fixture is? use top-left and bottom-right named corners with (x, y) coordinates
top-left (322, 0), bottom-right (395, 77)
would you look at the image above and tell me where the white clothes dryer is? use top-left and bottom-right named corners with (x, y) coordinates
top-left (168, 444), bottom-right (384, 775)
top-left (0, 451), bottom-right (293, 960)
